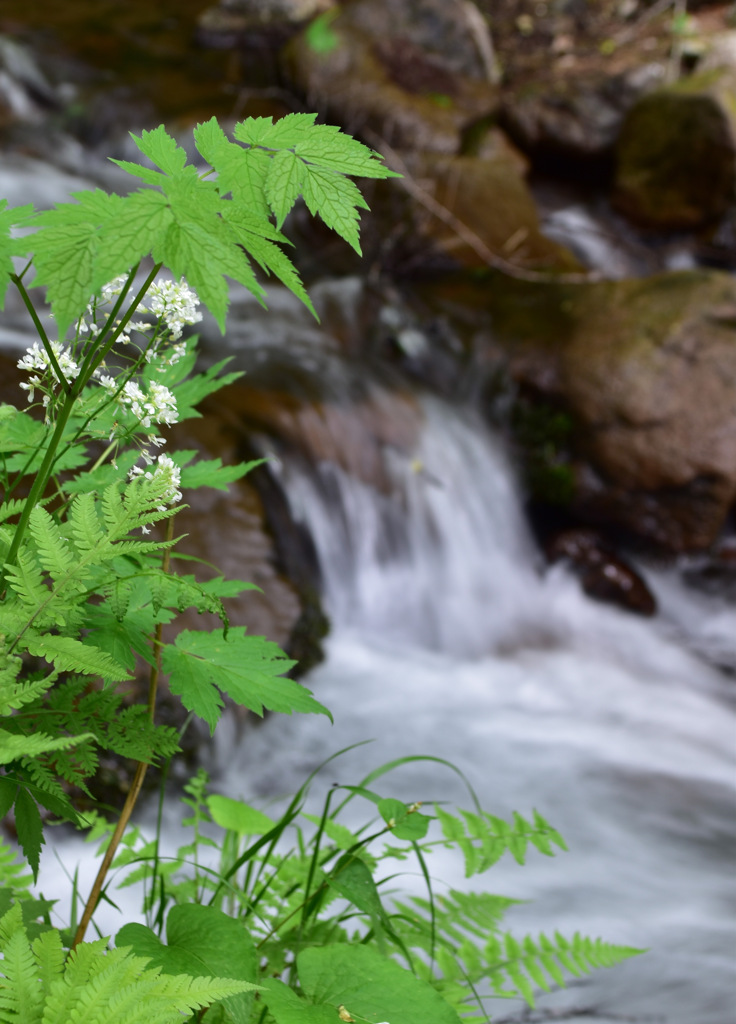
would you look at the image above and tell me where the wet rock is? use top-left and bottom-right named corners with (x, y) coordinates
top-left (282, 0), bottom-right (497, 154)
top-left (547, 528), bottom-right (656, 615)
top-left (458, 269), bottom-right (736, 551)
top-left (217, 373), bottom-right (422, 495)
top-left (614, 70), bottom-right (736, 229)
top-left (499, 63), bottom-right (665, 172)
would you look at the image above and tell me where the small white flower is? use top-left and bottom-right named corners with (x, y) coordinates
top-left (145, 278), bottom-right (202, 340)
top-left (18, 341), bottom-right (80, 394)
top-left (100, 275), bottom-right (128, 303)
top-left (128, 452), bottom-right (182, 509)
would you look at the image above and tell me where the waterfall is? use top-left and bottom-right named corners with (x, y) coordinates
top-left (219, 393), bottom-right (736, 1024)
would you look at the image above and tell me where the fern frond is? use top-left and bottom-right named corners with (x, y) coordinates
top-left (31, 929), bottom-right (65, 1001)
top-left (22, 634), bottom-right (130, 682)
top-left (0, 728), bottom-right (95, 766)
top-left (0, 654), bottom-right (54, 716)
top-left (4, 547), bottom-right (46, 610)
top-left (486, 930), bottom-right (644, 1008)
top-left (27, 506), bottom-right (76, 586)
top-left (0, 499), bottom-right (25, 525)
top-left (0, 906), bottom-right (42, 1022)
top-left (434, 805), bottom-right (567, 875)
top-left (0, 839), bottom-right (33, 894)
top-left (69, 491), bottom-right (104, 554)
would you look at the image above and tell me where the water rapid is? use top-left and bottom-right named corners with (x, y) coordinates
top-left (218, 396), bottom-right (736, 1024)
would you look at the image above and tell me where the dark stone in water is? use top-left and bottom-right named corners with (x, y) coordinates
top-left (547, 528), bottom-right (657, 616)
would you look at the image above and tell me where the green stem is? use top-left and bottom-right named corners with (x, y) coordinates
top-left (11, 274), bottom-right (70, 395)
top-left (72, 515), bottom-right (175, 949)
top-left (1, 391), bottom-right (76, 585)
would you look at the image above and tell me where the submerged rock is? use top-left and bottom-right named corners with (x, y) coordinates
top-left (547, 528), bottom-right (656, 616)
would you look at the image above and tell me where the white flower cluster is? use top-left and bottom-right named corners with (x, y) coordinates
top-left (129, 453), bottom-right (183, 517)
top-left (17, 341), bottom-right (80, 403)
top-left (99, 377), bottom-right (178, 430)
top-left (139, 278), bottom-right (203, 341)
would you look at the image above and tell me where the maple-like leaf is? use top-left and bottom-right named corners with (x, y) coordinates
top-left (162, 627), bottom-right (331, 733)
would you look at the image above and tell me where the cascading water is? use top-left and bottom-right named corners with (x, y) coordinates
top-left (217, 394), bottom-right (736, 1024)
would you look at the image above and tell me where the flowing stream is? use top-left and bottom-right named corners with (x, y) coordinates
top-left (213, 393), bottom-right (736, 1024)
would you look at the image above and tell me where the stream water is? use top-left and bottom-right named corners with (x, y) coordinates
top-left (2, 133), bottom-right (735, 1024)
top-left (209, 392), bottom-right (736, 1024)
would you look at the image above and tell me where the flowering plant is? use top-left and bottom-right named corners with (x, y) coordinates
top-left (0, 117), bottom-right (640, 1023)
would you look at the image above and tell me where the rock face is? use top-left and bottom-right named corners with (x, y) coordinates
top-left (614, 71), bottom-right (736, 229)
top-left (482, 270), bottom-right (736, 551)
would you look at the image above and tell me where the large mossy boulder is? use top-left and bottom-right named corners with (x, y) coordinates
top-left (481, 270), bottom-right (736, 550)
top-left (614, 70), bottom-right (736, 229)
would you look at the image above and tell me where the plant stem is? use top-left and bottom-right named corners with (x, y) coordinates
top-left (72, 516), bottom-right (174, 948)
top-left (1, 390), bottom-right (76, 589)
top-left (11, 274), bottom-right (70, 394)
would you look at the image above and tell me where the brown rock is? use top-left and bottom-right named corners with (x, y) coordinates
top-left (396, 149), bottom-right (581, 272)
top-left (480, 269), bottom-right (736, 550)
top-left (614, 70), bottom-right (736, 229)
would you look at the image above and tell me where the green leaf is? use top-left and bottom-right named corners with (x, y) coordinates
top-left (13, 787), bottom-right (43, 882)
top-left (97, 190), bottom-right (173, 284)
top-left (206, 795), bottom-right (275, 836)
top-left (378, 798), bottom-right (431, 840)
top-left (131, 125), bottom-right (191, 177)
top-left (0, 728), bottom-right (95, 765)
top-left (233, 113), bottom-right (318, 149)
top-left (118, 904), bottom-right (260, 1024)
top-left (304, 9), bottom-right (340, 55)
top-left (298, 943), bottom-right (464, 1024)
top-left (294, 126), bottom-right (398, 180)
top-left (223, 209), bottom-right (316, 316)
top-left (177, 456), bottom-right (262, 491)
top-left (301, 166), bottom-right (368, 254)
top-left (265, 149), bottom-right (303, 228)
top-left (326, 854), bottom-right (388, 937)
top-left (27, 190), bottom-right (124, 332)
top-left (260, 979), bottom-right (337, 1024)
top-left (161, 627), bottom-right (330, 733)
top-left (194, 117), bottom-right (272, 217)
